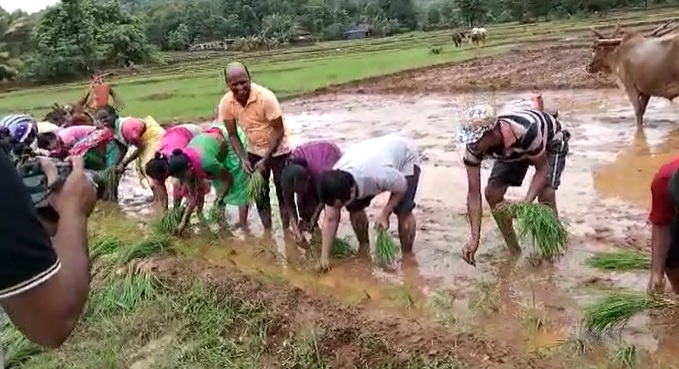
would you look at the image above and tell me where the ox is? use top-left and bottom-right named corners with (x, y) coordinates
top-left (470, 27), bottom-right (486, 46)
top-left (586, 21), bottom-right (679, 126)
top-left (452, 31), bottom-right (466, 47)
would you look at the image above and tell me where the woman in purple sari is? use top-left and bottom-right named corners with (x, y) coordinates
top-left (281, 140), bottom-right (342, 245)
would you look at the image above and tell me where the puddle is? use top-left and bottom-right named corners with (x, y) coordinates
top-left (114, 89), bottom-right (679, 366)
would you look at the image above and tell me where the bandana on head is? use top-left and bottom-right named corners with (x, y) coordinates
top-left (456, 104), bottom-right (498, 145)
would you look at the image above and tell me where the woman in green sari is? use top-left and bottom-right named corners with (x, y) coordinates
top-left (167, 124), bottom-right (249, 234)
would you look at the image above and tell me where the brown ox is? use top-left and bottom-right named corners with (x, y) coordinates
top-left (586, 21), bottom-right (679, 126)
top-left (452, 31), bottom-right (465, 47)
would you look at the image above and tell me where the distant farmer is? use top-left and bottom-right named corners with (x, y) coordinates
top-left (281, 140), bottom-right (342, 246)
top-left (647, 162), bottom-right (679, 294)
top-left (457, 104), bottom-right (569, 266)
top-left (144, 124), bottom-right (206, 214)
top-left (317, 134), bottom-right (420, 272)
top-left (82, 72), bottom-right (122, 111)
top-left (218, 61), bottom-right (292, 231)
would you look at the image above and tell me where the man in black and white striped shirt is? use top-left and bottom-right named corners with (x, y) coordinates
top-left (456, 103), bottom-right (570, 265)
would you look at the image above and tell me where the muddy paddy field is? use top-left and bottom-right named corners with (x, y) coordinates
top-left (13, 32), bottom-right (679, 368)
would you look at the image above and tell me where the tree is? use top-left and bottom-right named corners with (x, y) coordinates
top-left (167, 23), bottom-right (191, 50)
top-left (426, 5), bottom-right (441, 25)
top-left (28, 0), bottom-right (155, 80)
top-left (457, 0), bottom-right (487, 26)
top-left (0, 14), bottom-right (32, 79)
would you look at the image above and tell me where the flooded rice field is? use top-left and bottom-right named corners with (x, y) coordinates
top-left (116, 88), bottom-right (679, 367)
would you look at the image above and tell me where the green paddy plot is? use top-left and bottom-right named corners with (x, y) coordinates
top-left (2, 6), bottom-right (679, 121)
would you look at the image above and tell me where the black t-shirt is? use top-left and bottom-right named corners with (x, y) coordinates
top-left (0, 149), bottom-right (59, 299)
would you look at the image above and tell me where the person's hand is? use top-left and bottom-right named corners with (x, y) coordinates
top-left (291, 223), bottom-right (308, 246)
top-left (374, 213), bottom-right (389, 231)
top-left (253, 158), bottom-right (267, 173)
top-left (462, 239), bottom-right (479, 267)
top-left (40, 156), bottom-right (97, 218)
top-left (240, 157), bottom-right (253, 174)
top-left (174, 220), bottom-right (187, 237)
top-left (647, 272), bottom-right (666, 295)
top-left (298, 219), bottom-right (309, 232)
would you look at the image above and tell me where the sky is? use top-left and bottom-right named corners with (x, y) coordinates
top-left (0, 0), bottom-right (59, 14)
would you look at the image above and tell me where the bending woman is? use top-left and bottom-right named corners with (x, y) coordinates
top-left (280, 140), bottom-right (342, 245)
top-left (144, 124), bottom-right (210, 214)
top-left (94, 105), bottom-right (165, 187)
top-left (167, 124), bottom-right (250, 234)
top-left (37, 126), bottom-right (95, 159)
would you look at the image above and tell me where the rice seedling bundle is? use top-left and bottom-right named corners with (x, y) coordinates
top-left (208, 204), bottom-right (225, 224)
top-left (95, 267), bottom-right (156, 314)
top-left (331, 237), bottom-right (355, 259)
top-left (152, 206), bottom-right (184, 234)
top-left (100, 168), bottom-right (119, 201)
top-left (90, 234), bottom-right (123, 261)
top-left (586, 250), bottom-right (650, 271)
top-left (247, 171), bottom-right (267, 203)
top-left (495, 202), bottom-right (567, 261)
top-left (374, 229), bottom-right (399, 267)
top-left (583, 292), bottom-right (679, 335)
top-left (116, 235), bottom-right (170, 265)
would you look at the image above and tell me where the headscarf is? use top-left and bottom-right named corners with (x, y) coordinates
top-left (456, 104), bottom-right (497, 145)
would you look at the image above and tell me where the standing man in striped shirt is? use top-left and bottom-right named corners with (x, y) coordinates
top-left (456, 104), bottom-right (570, 265)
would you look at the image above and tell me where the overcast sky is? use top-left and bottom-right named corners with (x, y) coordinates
top-left (0, 0), bottom-right (58, 14)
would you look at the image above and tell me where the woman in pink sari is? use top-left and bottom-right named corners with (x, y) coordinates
top-left (144, 124), bottom-right (210, 214)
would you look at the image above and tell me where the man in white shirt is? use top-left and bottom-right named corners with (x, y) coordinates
top-left (316, 134), bottom-right (420, 272)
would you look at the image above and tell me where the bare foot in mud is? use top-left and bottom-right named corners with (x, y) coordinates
top-left (357, 243), bottom-right (370, 258)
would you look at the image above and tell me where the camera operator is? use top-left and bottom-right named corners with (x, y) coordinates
top-left (0, 147), bottom-right (97, 351)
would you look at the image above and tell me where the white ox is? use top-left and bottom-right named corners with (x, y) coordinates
top-left (470, 27), bottom-right (487, 46)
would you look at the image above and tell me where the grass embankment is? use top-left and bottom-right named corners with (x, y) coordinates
top-left (0, 208), bottom-right (465, 369)
top-left (3, 7), bottom-right (679, 121)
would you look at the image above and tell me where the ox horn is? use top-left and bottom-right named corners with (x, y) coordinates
top-left (655, 23), bottom-right (678, 37)
top-left (647, 20), bottom-right (673, 36)
top-left (590, 27), bottom-right (606, 38)
top-left (595, 38), bottom-right (622, 46)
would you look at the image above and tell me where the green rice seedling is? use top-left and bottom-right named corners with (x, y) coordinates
top-left (247, 171), bottom-right (267, 203)
top-left (207, 204), bottom-right (225, 224)
top-left (496, 202), bottom-right (567, 261)
top-left (373, 229), bottom-right (399, 267)
top-left (151, 206), bottom-right (184, 235)
top-left (100, 168), bottom-right (119, 202)
top-left (583, 292), bottom-right (679, 335)
top-left (586, 251), bottom-right (650, 271)
top-left (0, 315), bottom-right (41, 367)
top-left (610, 344), bottom-right (639, 369)
top-left (89, 234), bottom-right (123, 261)
top-left (331, 237), bottom-right (355, 259)
top-left (115, 235), bottom-right (170, 265)
top-left (95, 267), bottom-right (156, 314)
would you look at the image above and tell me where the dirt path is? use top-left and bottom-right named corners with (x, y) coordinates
top-left (152, 256), bottom-right (565, 369)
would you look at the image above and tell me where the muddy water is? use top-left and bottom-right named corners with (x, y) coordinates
top-left (115, 89), bottom-right (679, 366)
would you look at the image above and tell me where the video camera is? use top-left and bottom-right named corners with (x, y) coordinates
top-left (0, 128), bottom-right (106, 221)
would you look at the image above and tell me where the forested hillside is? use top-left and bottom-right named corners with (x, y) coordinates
top-left (0, 0), bottom-right (676, 81)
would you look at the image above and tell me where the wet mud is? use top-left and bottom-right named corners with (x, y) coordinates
top-left (318, 45), bottom-right (617, 96)
top-left (111, 44), bottom-right (679, 366)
